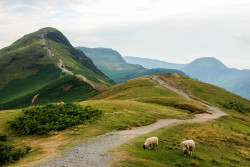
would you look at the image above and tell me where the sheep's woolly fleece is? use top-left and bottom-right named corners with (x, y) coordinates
top-left (144, 137), bottom-right (158, 149)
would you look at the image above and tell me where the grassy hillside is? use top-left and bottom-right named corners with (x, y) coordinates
top-left (0, 73), bottom-right (249, 166)
top-left (77, 47), bottom-right (186, 83)
top-left (0, 28), bottom-right (113, 110)
top-left (112, 73), bottom-right (250, 167)
top-left (92, 76), bottom-right (206, 114)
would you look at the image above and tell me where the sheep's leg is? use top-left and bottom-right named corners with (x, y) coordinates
top-left (189, 146), bottom-right (193, 156)
top-left (152, 144), bottom-right (155, 149)
top-left (156, 144), bottom-right (158, 150)
top-left (149, 145), bottom-right (151, 150)
top-left (184, 150), bottom-right (188, 156)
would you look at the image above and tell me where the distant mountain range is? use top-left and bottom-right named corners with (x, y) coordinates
top-left (77, 47), bottom-right (186, 83)
top-left (0, 28), bottom-right (114, 110)
top-left (124, 56), bottom-right (186, 70)
top-left (124, 56), bottom-right (250, 100)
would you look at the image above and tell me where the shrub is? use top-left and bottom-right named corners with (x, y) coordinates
top-left (0, 132), bottom-right (7, 141)
top-left (218, 102), bottom-right (250, 114)
top-left (9, 103), bottom-right (102, 135)
top-left (0, 132), bottom-right (31, 165)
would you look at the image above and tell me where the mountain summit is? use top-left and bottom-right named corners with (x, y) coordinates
top-left (0, 27), bottom-right (114, 110)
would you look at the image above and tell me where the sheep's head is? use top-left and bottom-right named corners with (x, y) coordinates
top-left (143, 145), bottom-right (146, 149)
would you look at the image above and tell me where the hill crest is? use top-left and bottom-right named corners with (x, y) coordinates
top-left (0, 27), bottom-right (114, 109)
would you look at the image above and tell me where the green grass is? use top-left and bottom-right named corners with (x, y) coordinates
top-left (113, 116), bottom-right (250, 167)
top-left (111, 74), bottom-right (250, 167)
top-left (0, 65), bottom-right (99, 110)
top-left (93, 77), bottom-right (206, 114)
top-left (157, 73), bottom-right (250, 108)
top-left (0, 99), bottom-right (192, 167)
top-left (0, 27), bottom-right (113, 110)
top-left (78, 100), bottom-right (192, 132)
top-left (1, 73), bottom-right (249, 166)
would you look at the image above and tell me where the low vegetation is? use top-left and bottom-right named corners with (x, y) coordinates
top-left (0, 132), bottom-right (31, 165)
top-left (9, 103), bottom-right (102, 135)
top-left (218, 101), bottom-right (250, 115)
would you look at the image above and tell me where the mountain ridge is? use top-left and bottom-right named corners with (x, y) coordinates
top-left (0, 27), bottom-right (114, 110)
top-left (77, 46), bottom-right (187, 83)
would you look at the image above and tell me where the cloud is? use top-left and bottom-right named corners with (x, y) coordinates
top-left (232, 36), bottom-right (250, 46)
top-left (0, 0), bottom-right (250, 69)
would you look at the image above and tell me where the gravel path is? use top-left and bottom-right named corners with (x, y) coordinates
top-left (36, 75), bottom-right (228, 167)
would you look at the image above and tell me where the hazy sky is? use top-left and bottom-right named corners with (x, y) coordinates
top-left (1, 0), bottom-right (250, 69)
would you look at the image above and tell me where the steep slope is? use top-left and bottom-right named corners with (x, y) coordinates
top-left (77, 47), bottom-right (186, 83)
top-left (181, 57), bottom-right (250, 99)
top-left (0, 28), bottom-right (114, 110)
top-left (124, 56), bottom-right (186, 69)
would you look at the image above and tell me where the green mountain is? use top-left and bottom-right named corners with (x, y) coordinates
top-left (124, 56), bottom-right (186, 69)
top-left (0, 28), bottom-right (114, 110)
top-left (77, 47), bottom-right (186, 83)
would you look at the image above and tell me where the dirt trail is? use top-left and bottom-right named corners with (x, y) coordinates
top-left (36, 75), bottom-right (228, 167)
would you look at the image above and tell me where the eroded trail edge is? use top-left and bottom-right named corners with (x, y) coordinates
top-left (36, 75), bottom-right (228, 167)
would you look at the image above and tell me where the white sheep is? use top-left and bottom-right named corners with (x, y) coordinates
top-left (143, 137), bottom-right (158, 150)
top-left (180, 140), bottom-right (195, 156)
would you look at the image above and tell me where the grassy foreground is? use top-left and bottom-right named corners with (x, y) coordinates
top-left (112, 116), bottom-right (250, 167)
top-left (0, 100), bottom-right (191, 167)
top-left (111, 74), bottom-right (250, 167)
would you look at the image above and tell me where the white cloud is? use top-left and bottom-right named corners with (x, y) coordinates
top-left (0, 0), bottom-right (250, 69)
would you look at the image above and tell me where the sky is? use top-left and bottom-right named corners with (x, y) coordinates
top-left (0, 0), bottom-right (250, 69)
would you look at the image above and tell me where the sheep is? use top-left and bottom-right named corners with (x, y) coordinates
top-left (180, 140), bottom-right (195, 156)
top-left (143, 137), bottom-right (158, 150)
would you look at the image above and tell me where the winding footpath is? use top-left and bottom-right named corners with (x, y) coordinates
top-left (36, 75), bottom-right (228, 167)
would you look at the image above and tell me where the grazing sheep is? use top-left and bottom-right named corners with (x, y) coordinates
top-left (143, 137), bottom-right (158, 150)
top-left (180, 140), bottom-right (195, 156)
